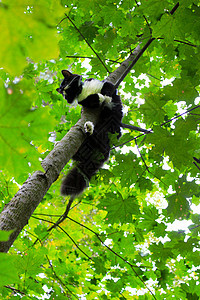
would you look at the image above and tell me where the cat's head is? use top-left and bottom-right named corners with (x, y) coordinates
top-left (57, 70), bottom-right (82, 103)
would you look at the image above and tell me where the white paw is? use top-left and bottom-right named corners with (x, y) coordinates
top-left (97, 93), bottom-right (112, 108)
top-left (104, 95), bottom-right (112, 104)
top-left (84, 121), bottom-right (94, 135)
top-left (98, 93), bottom-right (105, 104)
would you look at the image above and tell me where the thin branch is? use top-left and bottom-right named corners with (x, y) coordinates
top-left (134, 138), bottom-right (168, 187)
top-left (31, 214), bottom-right (158, 299)
top-left (114, 39), bottom-right (155, 89)
top-left (4, 286), bottom-right (28, 298)
top-left (115, 105), bottom-right (200, 148)
top-left (45, 254), bottom-right (79, 299)
top-left (146, 73), bottom-right (161, 81)
top-left (121, 122), bottom-right (152, 134)
top-left (65, 55), bottom-right (120, 64)
top-left (193, 156), bottom-right (200, 171)
top-left (48, 196), bottom-right (75, 230)
top-left (67, 216), bottom-right (157, 300)
top-left (160, 105), bottom-right (200, 127)
top-left (193, 157), bottom-right (200, 164)
top-left (58, 225), bottom-right (92, 259)
top-left (32, 215), bottom-right (92, 260)
top-left (65, 14), bottom-right (110, 74)
top-left (135, 0), bottom-right (152, 34)
top-left (174, 39), bottom-right (197, 47)
top-left (157, 37), bottom-right (197, 48)
top-left (32, 214), bottom-right (152, 270)
top-left (178, 224), bottom-right (200, 234)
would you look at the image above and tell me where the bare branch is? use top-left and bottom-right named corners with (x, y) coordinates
top-left (114, 105), bottom-right (200, 148)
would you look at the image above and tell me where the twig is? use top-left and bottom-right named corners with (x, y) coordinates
top-left (170, 2), bottom-right (179, 15)
top-left (193, 157), bottom-right (200, 164)
top-left (121, 122), bottom-right (152, 133)
top-left (114, 38), bottom-right (155, 89)
top-left (157, 37), bottom-right (197, 48)
top-left (193, 157), bottom-right (200, 171)
top-left (4, 286), bottom-right (28, 297)
top-left (160, 105), bottom-right (200, 127)
top-left (48, 196), bottom-right (75, 231)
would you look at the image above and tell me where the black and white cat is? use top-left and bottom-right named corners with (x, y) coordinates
top-left (57, 70), bottom-right (123, 196)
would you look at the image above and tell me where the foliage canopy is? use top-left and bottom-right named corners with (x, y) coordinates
top-left (0, 0), bottom-right (200, 299)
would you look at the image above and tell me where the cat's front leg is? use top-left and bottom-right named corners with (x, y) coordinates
top-left (79, 94), bottom-right (100, 108)
top-left (79, 94), bottom-right (112, 108)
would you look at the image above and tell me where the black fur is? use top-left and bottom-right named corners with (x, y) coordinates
top-left (57, 70), bottom-right (123, 196)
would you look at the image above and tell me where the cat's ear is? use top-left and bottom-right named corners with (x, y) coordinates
top-left (61, 70), bottom-right (72, 78)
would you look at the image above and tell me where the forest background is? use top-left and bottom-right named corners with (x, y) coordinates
top-left (0, 0), bottom-right (200, 299)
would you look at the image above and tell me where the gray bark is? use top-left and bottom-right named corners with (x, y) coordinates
top-left (107, 45), bottom-right (141, 87)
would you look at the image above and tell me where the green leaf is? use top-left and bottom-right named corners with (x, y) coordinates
top-left (0, 253), bottom-right (19, 286)
top-left (138, 206), bottom-right (158, 232)
top-left (0, 1), bottom-right (200, 299)
top-left (98, 192), bottom-right (139, 224)
top-left (14, 249), bottom-right (44, 277)
top-left (0, 0), bottom-right (61, 74)
top-left (112, 153), bottom-right (139, 186)
top-left (0, 230), bottom-right (14, 242)
top-left (152, 13), bottom-right (185, 45)
top-left (140, 92), bottom-right (166, 124)
top-left (163, 78), bottom-right (199, 105)
top-left (166, 176), bottom-right (200, 220)
top-left (93, 257), bottom-right (107, 275)
top-left (0, 80), bottom-right (56, 179)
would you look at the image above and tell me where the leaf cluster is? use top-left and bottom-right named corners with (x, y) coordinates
top-left (0, 0), bottom-right (200, 299)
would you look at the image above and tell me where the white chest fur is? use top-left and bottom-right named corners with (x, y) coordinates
top-left (77, 79), bottom-right (104, 103)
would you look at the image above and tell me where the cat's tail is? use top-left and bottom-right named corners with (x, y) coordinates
top-left (60, 167), bottom-right (89, 196)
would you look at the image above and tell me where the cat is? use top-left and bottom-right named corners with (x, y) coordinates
top-left (57, 70), bottom-right (123, 196)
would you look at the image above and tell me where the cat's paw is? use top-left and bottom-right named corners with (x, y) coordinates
top-left (84, 121), bottom-right (94, 135)
top-left (103, 96), bottom-right (112, 108)
top-left (98, 94), bottom-right (112, 108)
top-left (97, 93), bottom-right (105, 104)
